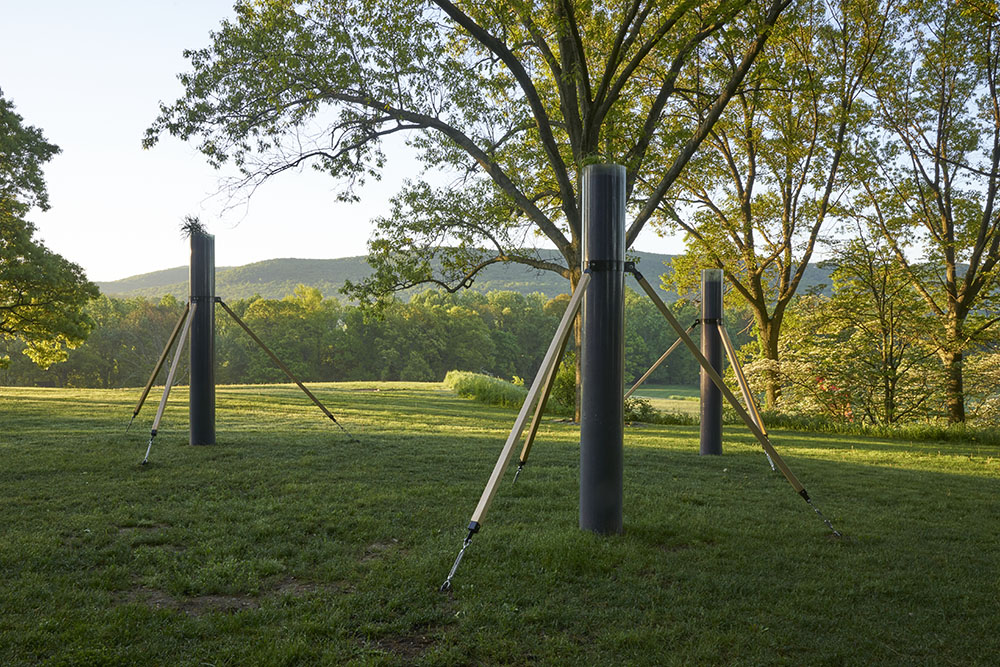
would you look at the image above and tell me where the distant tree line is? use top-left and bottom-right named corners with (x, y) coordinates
top-left (0, 285), bottom-right (715, 390)
top-left (5, 275), bottom-right (1000, 428)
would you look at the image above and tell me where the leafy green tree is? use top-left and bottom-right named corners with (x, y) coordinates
top-left (216, 295), bottom-right (256, 384)
top-left (767, 234), bottom-right (939, 424)
top-left (146, 0), bottom-right (790, 289)
top-left (624, 287), bottom-right (701, 385)
top-left (117, 296), bottom-right (190, 387)
top-left (663, 0), bottom-right (893, 407)
top-left (236, 286), bottom-right (344, 382)
top-left (0, 295), bottom-right (187, 388)
top-left (1, 90), bottom-right (59, 212)
top-left (962, 346), bottom-right (1000, 426)
top-left (848, 0), bottom-right (1000, 422)
top-left (476, 290), bottom-right (557, 380)
top-left (145, 0), bottom-right (793, 414)
top-left (1, 90), bottom-right (98, 369)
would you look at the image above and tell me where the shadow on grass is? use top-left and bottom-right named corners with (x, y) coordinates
top-left (2, 384), bottom-right (998, 664)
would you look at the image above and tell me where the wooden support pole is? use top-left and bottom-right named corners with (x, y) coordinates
top-left (630, 270), bottom-right (808, 497)
top-left (468, 272), bottom-right (592, 528)
top-left (217, 299), bottom-right (349, 434)
top-left (517, 324), bottom-right (573, 470)
top-left (624, 323), bottom-right (696, 399)
top-left (142, 302), bottom-right (197, 463)
top-left (718, 324), bottom-right (767, 436)
top-left (129, 302), bottom-right (190, 425)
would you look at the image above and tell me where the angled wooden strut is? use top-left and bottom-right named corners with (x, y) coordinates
top-left (127, 302), bottom-right (190, 432)
top-left (217, 299), bottom-right (354, 440)
top-left (628, 268), bottom-right (811, 496)
top-left (514, 306), bottom-right (575, 478)
top-left (440, 272), bottom-right (591, 592)
top-left (630, 266), bottom-right (842, 537)
top-left (716, 323), bottom-right (775, 470)
top-left (142, 301), bottom-right (196, 464)
top-left (624, 322), bottom-right (698, 400)
top-left (470, 271), bottom-right (591, 528)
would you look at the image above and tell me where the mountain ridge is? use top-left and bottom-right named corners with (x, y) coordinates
top-left (97, 252), bottom-right (834, 301)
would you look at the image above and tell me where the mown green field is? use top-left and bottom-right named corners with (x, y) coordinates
top-left (630, 384), bottom-right (700, 416)
top-left (2, 383), bottom-right (998, 665)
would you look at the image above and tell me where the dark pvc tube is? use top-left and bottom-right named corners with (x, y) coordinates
top-left (699, 269), bottom-right (723, 455)
top-left (579, 164), bottom-right (626, 535)
top-left (189, 230), bottom-right (216, 446)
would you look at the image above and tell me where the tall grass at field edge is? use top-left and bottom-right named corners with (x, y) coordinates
top-left (443, 370), bottom-right (531, 410)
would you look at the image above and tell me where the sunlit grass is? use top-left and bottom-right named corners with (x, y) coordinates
top-left (631, 383), bottom-right (700, 416)
top-left (1, 383), bottom-right (998, 664)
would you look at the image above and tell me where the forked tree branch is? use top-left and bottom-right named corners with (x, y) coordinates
top-left (430, 0), bottom-right (579, 233)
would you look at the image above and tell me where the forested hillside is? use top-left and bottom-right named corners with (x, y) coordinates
top-left (97, 252), bottom-right (835, 301)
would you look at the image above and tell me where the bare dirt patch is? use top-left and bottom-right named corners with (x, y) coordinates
top-left (120, 586), bottom-right (258, 616)
top-left (376, 631), bottom-right (438, 661)
top-left (269, 575), bottom-right (347, 596)
top-left (360, 538), bottom-right (400, 563)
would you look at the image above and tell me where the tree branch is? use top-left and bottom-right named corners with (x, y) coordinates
top-left (627, 0), bottom-right (792, 247)
top-left (430, 0), bottom-right (579, 233)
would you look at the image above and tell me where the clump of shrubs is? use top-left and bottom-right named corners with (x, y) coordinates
top-left (623, 396), bottom-right (658, 422)
top-left (444, 370), bottom-right (527, 409)
top-left (624, 396), bottom-right (698, 426)
top-left (549, 353), bottom-right (577, 413)
top-left (445, 368), bottom-right (697, 426)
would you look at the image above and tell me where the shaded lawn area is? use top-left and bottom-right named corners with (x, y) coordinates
top-left (1, 383), bottom-right (998, 665)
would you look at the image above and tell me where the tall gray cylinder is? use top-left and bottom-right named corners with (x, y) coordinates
top-left (189, 230), bottom-right (216, 446)
top-left (579, 164), bottom-right (626, 535)
top-left (700, 269), bottom-right (723, 455)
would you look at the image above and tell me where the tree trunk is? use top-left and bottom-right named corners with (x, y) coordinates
top-left (883, 374), bottom-right (894, 424)
top-left (941, 347), bottom-right (965, 423)
top-left (756, 316), bottom-right (782, 410)
top-left (936, 307), bottom-right (967, 424)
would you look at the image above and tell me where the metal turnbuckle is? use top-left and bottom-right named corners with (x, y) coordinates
top-left (806, 498), bottom-right (842, 537)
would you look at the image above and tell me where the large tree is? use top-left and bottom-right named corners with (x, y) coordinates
top-left (146, 1), bottom-right (791, 315)
top-left (146, 0), bottom-right (798, 416)
top-left (0, 90), bottom-right (98, 369)
top-left (852, 0), bottom-right (1000, 422)
top-left (661, 0), bottom-right (893, 408)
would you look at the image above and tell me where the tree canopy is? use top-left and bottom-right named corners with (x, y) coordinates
top-left (0, 90), bottom-right (98, 368)
top-left (663, 0), bottom-right (893, 407)
top-left (1, 90), bottom-right (60, 214)
top-left (146, 0), bottom-right (792, 299)
top-left (850, 0), bottom-right (1000, 421)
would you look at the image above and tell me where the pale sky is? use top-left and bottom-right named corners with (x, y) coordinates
top-left (2, 0), bottom-right (682, 283)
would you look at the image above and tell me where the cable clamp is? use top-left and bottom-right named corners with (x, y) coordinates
top-left (586, 259), bottom-right (625, 272)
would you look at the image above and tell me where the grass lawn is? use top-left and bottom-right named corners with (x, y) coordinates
top-left (630, 383), bottom-right (700, 416)
top-left (1, 382), bottom-right (998, 665)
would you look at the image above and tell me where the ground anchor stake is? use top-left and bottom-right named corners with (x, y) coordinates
top-left (801, 491), bottom-right (842, 537)
top-left (440, 523), bottom-right (479, 592)
top-left (141, 432), bottom-right (156, 465)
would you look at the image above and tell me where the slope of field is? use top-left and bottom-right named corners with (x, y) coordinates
top-left (2, 384), bottom-right (997, 664)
